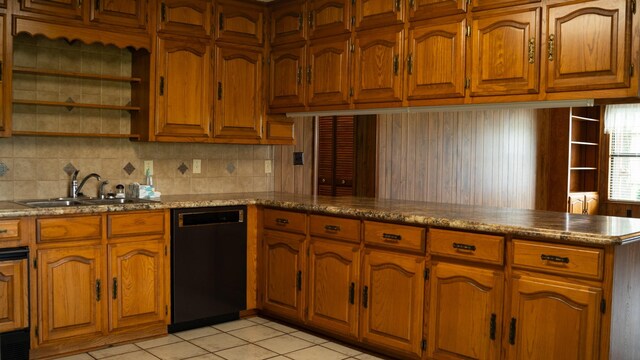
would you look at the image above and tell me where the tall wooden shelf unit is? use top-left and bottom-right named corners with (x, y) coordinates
top-left (548, 106), bottom-right (601, 214)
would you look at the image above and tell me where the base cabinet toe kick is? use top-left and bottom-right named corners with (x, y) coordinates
top-left (257, 208), bottom-right (636, 360)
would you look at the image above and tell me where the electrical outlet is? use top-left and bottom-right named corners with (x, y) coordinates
top-left (193, 159), bottom-right (202, 174)
top-left (143, 160), bottom-right (153, 176)
top-left (294, 152), bottom-right (304, 165)
top-left (264, 160), bottom-right (272, 174)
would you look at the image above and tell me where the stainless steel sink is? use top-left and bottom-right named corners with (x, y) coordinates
top-left (15, 197), bottom-right (158, 208)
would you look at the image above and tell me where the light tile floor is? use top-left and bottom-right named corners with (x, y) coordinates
top-left (54, 317), bottom-right (392, 360)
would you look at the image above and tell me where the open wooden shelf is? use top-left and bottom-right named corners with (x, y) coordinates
top-left (13, 99), bottom-right (140, 111)
top-left (13, 66), bottom-right (142, 83)
top-left (12, 131), bottom-right (141, 140)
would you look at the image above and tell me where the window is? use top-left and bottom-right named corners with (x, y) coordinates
top-left (605, 104), bottom-right (640, 202)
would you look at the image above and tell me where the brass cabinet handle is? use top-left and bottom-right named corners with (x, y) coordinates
top-left (548, 34), bottom-right (555, 61)
top-left (528, 37), bottom-right (535, 64)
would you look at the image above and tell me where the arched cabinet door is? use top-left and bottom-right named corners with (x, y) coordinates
top-left (360, 249), bottom-right (425, 358)
top-left (157, 0), bottom-right (212, 38)
top-left (90, 0), bottom-right (147, 31)
top-left (307, 35), bottom-right (351, 107)
top-left (269, 43), bottom-right (307, 109)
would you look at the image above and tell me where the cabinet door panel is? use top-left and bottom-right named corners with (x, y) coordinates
top-left (271, 0), bottom-right (306, 44)
top-left (309, 0), bottom-right (352, 39)
top-left (214, 45), bottom-right (263, 139)
top-left (21, 0), bottom-right (84, 20)
top-left (156, 37), bottom-right (212, 138)
top-left (216, 0), bottom-right (264, 46)
top-left (0, 259), bottom-right (28, 333)
top-left (506, 274), bottom-right (601, 360)
top-left (361, 249), bottom-right (425, 358)
top-left (408, 19), bottom-right (466, 100)
top-left (546, 0), bottom-right (630, 92)
top-left (308, 36), bottom-right (351, 107)
top-left (38, 247), bottom-right (103, 344)
top-left (356, 0), bottom-right (404, 29)
top-left (109, 240), bottom-right (165, 331)
top-left (410, 0), bottom-right (466, 21)
top-left (270, 44), bottom-right (306, 109)
top-left (568, 195), bottom-right (585, 214)
top-left (470, 8), bottom-right (540, 96)
top-left (353, 27), bottom-right (403, 104)
top-left (262, 230), bottom-right (305, 321)
top-left (90, 0), bottom-right (147, 30)
top-left (308, 239), bottom-right (359, 338)
top-left (428, 262), bottom-right (503, 360)
top-left (158, 0), bottom-right (211, 37)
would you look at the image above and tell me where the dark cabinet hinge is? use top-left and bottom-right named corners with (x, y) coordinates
top-left (508, 318), bottom-right (516, 345)
top-left (421, 339), bottom-right (427, 351)
top-left (424, 268), bottom-right (429, 280)
top-left (33, 258), bottom-right (37, 269)
top-left (159, 76), bottom-right (165, 95)
top-left (601, 299), bottom-right (606, 314)
top-left (161, 2), bottom-right (166, 22)
top-left (296, 270), bottom-right (302, 291)
top-left (489, 313), bottom-right (496, 340)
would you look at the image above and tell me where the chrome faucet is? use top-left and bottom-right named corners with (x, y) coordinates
top-left (69, 170), bottom-right (101, 198)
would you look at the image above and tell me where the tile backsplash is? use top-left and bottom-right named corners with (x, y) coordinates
top-left (0, 136), bottom-right (274, 201)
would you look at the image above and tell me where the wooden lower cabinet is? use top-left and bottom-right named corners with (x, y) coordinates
top-left (37, 246), bottom-right (104, 344)
top-left (0, 258), bottom-right (28, 333)
top-left (506, 273), bottom-right (602, 360)
top-left (262, 229), bottom-right (306, 321)
top-left (428, 261), bottom-right (504, 360)
top-left (108, 240), bottom-right (166, 331)
top-left (307, 238), bottom-right (360, 339)
top-left (360, 249), bottom-right (425, 358)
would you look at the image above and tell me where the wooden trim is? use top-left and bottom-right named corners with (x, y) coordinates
top-left (13, 99), bottom-right (140, 111)
top-left (13, 67), bottom-right (142, 82)
top-left (12, 131), bottom-right (141, 140)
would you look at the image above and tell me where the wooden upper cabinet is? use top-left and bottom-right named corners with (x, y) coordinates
top-left (108, 240), bottom-right (165, 331)
top-left (409, 0), bottom-right (467, 21)
top-left (215, 0), bottom-right (264, 46)
top-left (360, 249), bottom-right (425, 358)
top-left (506, 274), bottom-right (602, 360)
top-left (428, 262), bottom-right (503, 360)
top-left (308, 0), bottom-right (352, 39)
top-left (20, 0), bottom-right (84, 20)
top-left (307, 35), bottom-right (351, 107)
top-left (155, 37), bottom-right (212, 139)
top-left (470, 7), bottom-right (540, 96)
top-left (355, 0), bottom-right (405, 30)
top-left (407, 19), bottom-right (466, 101)
top-left (158, 0), bottom-right (212, 38)
top-left (0, 259), bottom-right (28, 333)
top-left (213, 44), bottom-right (263, 140)
top-left (353, 26), bottom-right (403, 104)
top-left (90, 0), bottom-right (147, 31)
top-left (546, 0), bottom-right (630, 93)
top-left (262, 229), bottom-right (306, 321)
top-left (270, 43), bottom-right (307, 109)
top-left (270, 0), bottom-right (307, 45)
top-left (37, 246), bottom-right (104, 344)
top-left (307, 238), bottom-right (360, 339)
top-left (470, 0), bottom-right (540, 12)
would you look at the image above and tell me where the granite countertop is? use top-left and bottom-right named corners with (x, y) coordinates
top-left (2, 192), bottom-right (640, 246)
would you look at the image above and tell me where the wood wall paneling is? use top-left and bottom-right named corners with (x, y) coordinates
top-left (274, 117), bottom-right (315, 195)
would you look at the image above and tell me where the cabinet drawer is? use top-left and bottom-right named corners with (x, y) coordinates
top-left (364, 221), bottom-right (426, 253)
top-left (512, 240), bottom-right (604, 280)
top-left (430, 229), bottom-right (504, 265)
top-left (37, 216), bottom-right (102, 243)
top-left (108, 211), bottom-right (165, 238)
top-left (264, 209), bottom-right (306, 234)
top-left (0, 219), bottom-right (21, 242)
top-left (309, 215), bottom-right (360, 243)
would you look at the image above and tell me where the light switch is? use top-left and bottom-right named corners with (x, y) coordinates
top-left (265, 160), bottom-right (272, 174)
top-left (193, 159), bottom-right (202, 174)
top-left (143, 160), bottom-right (153, 175)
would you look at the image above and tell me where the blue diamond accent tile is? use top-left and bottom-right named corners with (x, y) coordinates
top-left (178, 162), bottom-right (189, 175)
top-left (63, 163), bottom-right (77, 176)
top-left (0, 162), bottom-right (8, 177)
top-left (123, 162), bottom-right (136, 175)
top-left (226, 162), bottom-right (236, 174)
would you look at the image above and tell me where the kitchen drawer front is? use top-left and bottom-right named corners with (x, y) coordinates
top-left (108, 211), bottom-right (165, 238)
top-left (264, 209), bottom-right (307, 234)
top-left (0, 219), bottom-right (23, 245)
top-left (37, 215), bottom-right (102, 243)
top-left (364, 221), bottom-right (426, 253)
top-left (512, 239), bottom-right (604, 280)
top-left (309, 215), bottom-right (360, 243)
top-left (430, 228), bottom-right (504, 265)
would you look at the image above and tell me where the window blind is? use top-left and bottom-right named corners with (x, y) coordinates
top-left (606, 104), bottom-right (640, 202)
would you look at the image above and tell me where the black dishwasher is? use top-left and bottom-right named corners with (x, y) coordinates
top-left (169, 206), bottom-right (247, 333)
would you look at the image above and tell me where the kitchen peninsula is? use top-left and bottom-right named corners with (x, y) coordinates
top-left (1, 192), bottom-right (640, 359)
